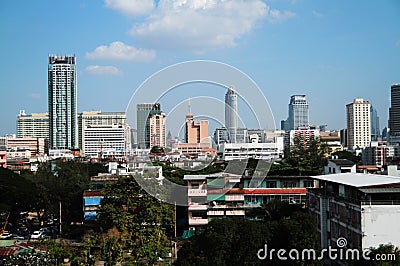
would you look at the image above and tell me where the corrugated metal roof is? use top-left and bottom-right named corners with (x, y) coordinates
top-left (311, 173), bottom-right (400, 188)
top-left (359, 187), bottom-right (400, 194)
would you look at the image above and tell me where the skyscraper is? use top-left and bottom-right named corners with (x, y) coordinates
top-left (288, 95), bottom-right (309, 130)
top-left (225, 87), bottom-right (238, 143)
top-left (370, 105), bottom-right (380, 141)
top-left (389, 84), bottom-right (400, 143)
top-left (149, 112), bottom-right (166, 148)
top-left (346, 98), bottom-right (371, 149)
top-left (48, 55), bottom-right (78, 149)
top-left (136, 103), bottom-right (161, 149)
top-left (185, 99), bottom-right (209, 144)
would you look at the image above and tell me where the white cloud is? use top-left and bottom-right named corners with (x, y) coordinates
top-left (267, 8), bottom-right (296, 23)
top-left (85, 65), bottom-right (122, 76)
top-left (312, 10), bottom-right (323, 18)
top-left (27, 93), bottom-right (40, 99)
top-left (104, 0), bottom-right (155, 16)
top-left (125, 0), bottom-right (295, 51)
top-left (396, 40), bottom-right (400, 46)
top-left (85, 41), bottom-right (156, 62)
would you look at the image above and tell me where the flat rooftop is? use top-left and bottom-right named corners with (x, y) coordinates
top-left (311, 173), bottom-right (400, 188)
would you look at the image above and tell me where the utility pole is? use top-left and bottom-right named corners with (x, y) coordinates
top-left (59, 201), bottom-right (62, 237)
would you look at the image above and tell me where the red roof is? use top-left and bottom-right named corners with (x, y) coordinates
top-left (207, 188), bottom-right (307, 195)
top-left (83, 191), bottom-right (103, 197)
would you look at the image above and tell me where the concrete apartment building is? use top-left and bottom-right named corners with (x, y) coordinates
top-left (17, 110), bottom-right (49, 140)
top-left (149, 112), bottom-right (166, 148)
top-left (48, 55), bottom-right (78, 149)
top-left (83, 124), bottom-right (128, 159)
top-left (78, 111), bottom-right (128, 150)
top-left (346, 98), bottom-right (371, 150)
top-left (184, 173), bottom-right (315, 227)
top-left (307, 173), bottom-right (400, 249)
top-left (6, 137), bottom-right (46, 157)
top-left (0, 151), bottom-right (6, 168)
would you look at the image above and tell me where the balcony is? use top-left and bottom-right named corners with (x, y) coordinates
top-left (188, 188), bottom-right (207, 197)
top-left (207, 210), bottom-right (224, 216)
top-left (189, 217), bottom-right (209, 225)
top-left (226, 210), bottom-right (245, 216)
top-left (188, 204), bottom-right (208, 211)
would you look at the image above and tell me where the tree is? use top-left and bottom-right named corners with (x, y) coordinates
top-left (97, 175), bottom-right (174, 264)
top-left (176, 202), bottom-right (322, 265)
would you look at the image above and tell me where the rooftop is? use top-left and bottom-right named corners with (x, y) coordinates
top-left (311, 173), bottom-right (400, 188)
top-left (329, 159), bottom-right (355, 167)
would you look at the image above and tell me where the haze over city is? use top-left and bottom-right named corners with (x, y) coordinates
top-left (1, 0), bottom-right (399, 135)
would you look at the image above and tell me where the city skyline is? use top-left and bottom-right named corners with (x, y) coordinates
top-left (1, 1), bottom-right (399, 135)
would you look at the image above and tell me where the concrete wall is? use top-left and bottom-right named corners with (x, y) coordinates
top-left (362, 205), bottom-right (400, 248)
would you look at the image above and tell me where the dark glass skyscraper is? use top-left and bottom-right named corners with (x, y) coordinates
top-left (389, 84), bottom-right (400, 143)
top-left (136, 103), bottom-right (161, 148)
top-left (48, 55), bottom-right (77, 149)
top-left (370, 105), bottom-right (380, 141)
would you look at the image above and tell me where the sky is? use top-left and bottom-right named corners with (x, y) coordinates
top-left (0, 0), bottom-right (399, 137)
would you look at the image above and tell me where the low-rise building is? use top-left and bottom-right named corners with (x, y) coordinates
top-left (6, 137), bottom-right (46, 157)
top-left (184, 173), bottom-right (315, 227)
top-left (307, 173), bottom-right (400, 250)
top-left (218, 141), bottom-right (284, 161)
top-left (0, 151), bottom-right (6, 168)
top-left (324, 159), bottom-right (356, 174)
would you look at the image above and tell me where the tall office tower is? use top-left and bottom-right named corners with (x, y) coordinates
top-left (48, 55), bottom-right (77, 149)
top-left (389, 84), bottom-right (400, 144)
top-left (149, 112), bottom-right (166, 148)
top-left (370, 106), bottom-right (380, 141)
top-left (346, 98), bottom-right (371, 149)
top-left (185, 99), bottom-right (209, 143)
top-left (17, 110), bottom-right (49, 139)
top-left (288, 95), bottom-right (309, 130)
top-left (136, 103), bottom-right (161, 149)
top-left (78, 111), bottom-right (131, 155)
top-left (225, 87), bottom-right (238, 143)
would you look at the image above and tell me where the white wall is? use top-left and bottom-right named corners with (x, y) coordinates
top-left (362, 205), bottom-right (400, 249)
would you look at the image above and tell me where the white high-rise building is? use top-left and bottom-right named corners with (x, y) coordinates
top-left (48, 55), bottom-right (78, 149)
top-left (346, 98), bottom-right (371, 149)
top-left (17, 110), bottom-right (49, 139)
top-left (225, 87), bottom-right (238, 143)
top-left (83, 124), bottom-right (128, 158)
top-left (78, 111), bottom-right (127, 150)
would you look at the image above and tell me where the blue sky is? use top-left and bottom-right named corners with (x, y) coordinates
top-left (0, 0), bottom-right (399, 137)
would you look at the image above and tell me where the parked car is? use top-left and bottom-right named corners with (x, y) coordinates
top-left (0, 233), bottom-right (12, 239)
top-left (30, 231), bottom-right (42, 239)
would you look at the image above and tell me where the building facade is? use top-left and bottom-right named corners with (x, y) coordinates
top-left (389, 84), bottom-right (400, 144)
top-left (149, 112), bottom-right (166, 148)
top-left (185, 113), bottom-right (209, 144)
top-left (17, 110), bottom-right (49, 140)
top-left (48, 55), bottom-right (78, 149)
top-left (346, 98), bottom-right (371, 150)
top-left (307, 173), bottom-right (400, 250)
top-left (288, 95), bottom-right (309, 130)
top-left (83, 124), bottom-right (128, 159)
top-left (370, 105), bottom-right (380, 141)
top-left (225, 87), bottom-right (238, 143)
top-left (136, 103), bottom-right (161, 149)
top-left (6, 137), bottom-right (46, 157)
top-left (184, 173), bottom-right (315, 226)
top-left (78, 111), bottom-right (128, 151)
top-left (284, 126), bottom-right (320, 152)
